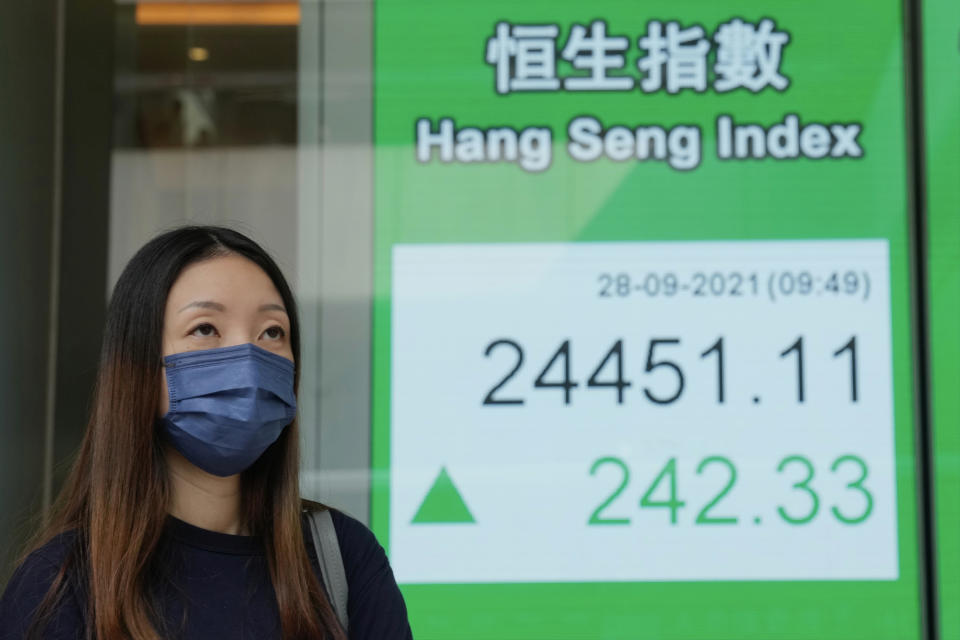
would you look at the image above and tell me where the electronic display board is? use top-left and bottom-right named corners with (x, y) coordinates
top-left (372, 2), bottom-right (923, 637)
top-left (925, 0), bottom-right (960, 638)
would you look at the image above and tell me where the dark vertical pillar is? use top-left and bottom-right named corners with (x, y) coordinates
top-left (0, 3), bottom-right (58, 581)
top-left (52, 0), bottom-right (113, 495)
top-left (0, 0), bottom-right (112, 583)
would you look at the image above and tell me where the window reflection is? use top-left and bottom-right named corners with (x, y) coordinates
top-left (114, 2), bottom-right (298, 148)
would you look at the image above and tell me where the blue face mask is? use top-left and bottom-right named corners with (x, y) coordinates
top-left (159, 343), bottom-right (297, 477)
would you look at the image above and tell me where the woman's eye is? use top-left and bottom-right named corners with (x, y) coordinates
top-left (264, 325), bottom-right (286, 340)
top-left (190, 323), bottom-right (218, 338)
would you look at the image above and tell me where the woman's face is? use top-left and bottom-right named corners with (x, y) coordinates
top-left (158, 253), bottom-right (294, 416)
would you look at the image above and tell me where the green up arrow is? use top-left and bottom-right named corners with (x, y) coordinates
top-left (411, 466), bottom-right (476, 524)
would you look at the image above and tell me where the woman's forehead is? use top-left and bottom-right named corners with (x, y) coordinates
top-left (166, 255), bottom-right (285, 313)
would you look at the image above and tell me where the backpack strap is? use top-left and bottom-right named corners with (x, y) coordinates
top-left (307, 508), bottom-right (349, 631)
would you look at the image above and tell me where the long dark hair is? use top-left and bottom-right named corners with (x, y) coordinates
top-left (25, 226), bottom-right (343, 639)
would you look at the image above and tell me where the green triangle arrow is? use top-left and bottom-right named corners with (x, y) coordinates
top-left (411, 466), bottom-right (476, 524)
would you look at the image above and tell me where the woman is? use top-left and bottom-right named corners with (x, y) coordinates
top-left (0, 226), bottom-right (412, 639)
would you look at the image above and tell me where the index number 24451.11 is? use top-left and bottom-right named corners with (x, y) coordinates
top-left (482, 336), bottom-right (859, 406)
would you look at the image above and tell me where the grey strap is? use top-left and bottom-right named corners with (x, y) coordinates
top-left (308, 509), bottom-right (349, 631)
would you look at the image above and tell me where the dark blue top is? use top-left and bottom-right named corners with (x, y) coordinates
top-left (0, 509), bottom-right (412, 639)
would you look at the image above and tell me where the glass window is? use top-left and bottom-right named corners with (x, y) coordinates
top-left (107, 2), bottom-right (930, 638)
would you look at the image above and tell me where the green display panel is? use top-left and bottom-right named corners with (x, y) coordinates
top-left (372, 1), bottom-right (922, 637)
top-left (925, 0), bottom-right (960, 637)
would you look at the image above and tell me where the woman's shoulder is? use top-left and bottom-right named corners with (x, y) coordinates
top-left (326, 508), bottom-right (383, 564)
top-left (23, 529), bottom-right (80, 565)
top-left (4, 530), bottom-right (82, 594)
top-left (304, 505), bottom-right (386, 585)
top-left (303, 504), bottom-right (413, 639)
top-left (0, 530), bottom-right (86, 639)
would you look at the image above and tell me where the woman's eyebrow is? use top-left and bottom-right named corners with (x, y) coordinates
top-left (178, 300), bottom-right (225, 313)
top-left (259, 303), bottom-right (287, 313)
top-left (176, 301), bottom-right (286, 313)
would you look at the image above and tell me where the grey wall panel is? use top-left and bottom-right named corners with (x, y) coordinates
top-left (296, 0), bottom-right (375, 524)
